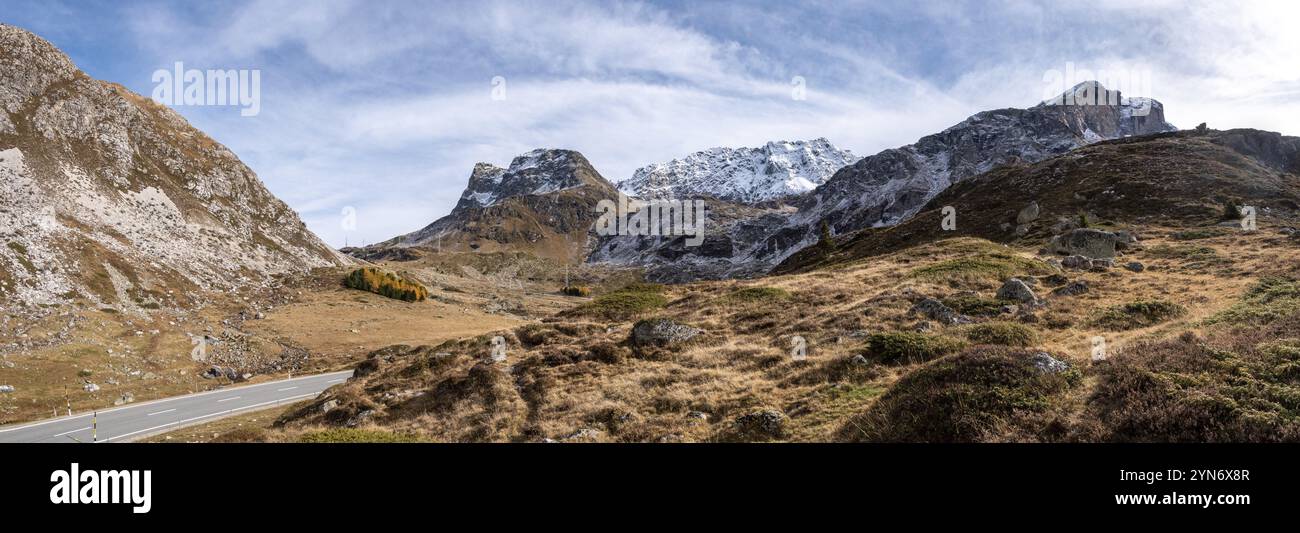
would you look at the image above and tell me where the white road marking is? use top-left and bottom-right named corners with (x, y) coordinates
top-left (217, 396), bottom-right (241, 403)
top-left (0, 370), bottom-right (353, 434)
top-left (277, 386), bottom-right (298, 392)
top-left (147, 409), bottom-right (177, 416)
top-left (53, 426), bottom-right (90, 437)
top-left (101, 392), bottom-right (318, 443)
top-left (327, 379), bottom-right (345, 383)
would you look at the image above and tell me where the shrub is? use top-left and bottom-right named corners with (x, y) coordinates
top-left (1091, 300), bottom-right (1187, 330)
top-left (1207, 277), bottom-right (1300, 326)
top-left (560, 285), bottom-right (592, 297)
top-left (942, 294), bottom-right (1012, 316)
top-left (963, 322), bottom-right (1037, 347)
top-left (211, 427), bottom-right (267, 443)
top-left (839, 347), bottom-right (1078, 442)
top-left (863, 331), bottom-right (967, 365)
top-left (1085, 334), bottom-right (1300, 442)
top-left (569, 283), bottom-right (667, 320)
top-left (297, 428), bottom-right (426, 443)
top-left (726, 286), bottom-right (791, 304)
top-left (344, 268), bottom-right (428, 302)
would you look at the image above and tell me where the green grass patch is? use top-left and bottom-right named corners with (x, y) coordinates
top-left (569, 283), bottom-right (668, 321)
top-left (909, 252), bottom-right (1054, 284)
top-left (1206, 277), bottom-right (1300, 326)
top-left (864, 331), bottom-right (967, 365)
top-left (725, 286), bottom-right (791, 304)
top-left (297, 428), bottom-right (427, 443)
top-left (1092, 300), bottom-right (1188, 330)
top-left (1170, 228), bottom-right (1228, 240)
top-left (1145, 244), bottom-right (1228, 266)
top-left (942, 294), bottom-right (1013, 316)
top-left (962, 322), bottom-right (1038, 347)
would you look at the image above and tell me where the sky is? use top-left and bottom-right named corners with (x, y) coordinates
top-left (3, 0), bottom-right (1298, 247)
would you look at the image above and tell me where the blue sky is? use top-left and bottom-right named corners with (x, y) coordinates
top-left (3, 0), bottom-right (1298, 247)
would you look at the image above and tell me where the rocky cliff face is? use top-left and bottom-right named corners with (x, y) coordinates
top-left (590, 82), bottom-right (1177, 281)
top-left (361, 149), bottom-right (617, 262)
top-left (618, 138), bottom-right (858, 204)
top-left (0, 24), bottom-right (348, 310)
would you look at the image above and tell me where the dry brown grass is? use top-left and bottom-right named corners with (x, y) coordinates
top-left (255, 227), bottom-right (1300, 442)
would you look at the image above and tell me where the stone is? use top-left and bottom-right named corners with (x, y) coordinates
top-left (733, 409), bottom-right (787, 440)
top-left (910, 297), bottom-right (971, 325)
top-left (321, 399), bottom-right (339, 413)
top-left (83, 383), bottom-right (99, 392)
top-left (1047, 228), bottom-right (1121, 258)
top-left (1030, 352), bottom-right (1070, 374)
top-left (1052, 280), bottom-right (1089, 296)
top-left (686, 411), bottom-right (710, 421)
top-left (630, 318), bottom-right (700, 346)
top-left (1016, 201), bottom-right (1040, 224)
top-left (996, 278), bottom-right (1037, 303)
top-left (1124, 261), bottom-right (1145, 272)
top-left (562, 428), bottom-right (602, 441)
top-left (1061, 255), bottom-right (1092, 270)
top-left (0, 385), bottom-right (13, 393)
top-left (1042, 274), bottom-right (1070, 287)
top-left (849, 354), bottom-right (869, 366)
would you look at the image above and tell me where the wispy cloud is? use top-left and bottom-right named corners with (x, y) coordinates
top-left (4, 0), bottom-right (1297, 247)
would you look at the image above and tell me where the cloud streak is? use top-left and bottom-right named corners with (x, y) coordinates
top-left (4, 0), bottom-right (1298, 247)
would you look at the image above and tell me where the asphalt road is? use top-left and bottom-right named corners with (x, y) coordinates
top-left (0, 370), bottom-right (353, 443)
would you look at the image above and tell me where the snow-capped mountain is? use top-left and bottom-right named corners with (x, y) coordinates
top-left (0, 24), bottom-right (349, 309)
top-left (590, 81), bottom-right (1178, 282)
top-left (618, 138), bottom-right (857, 204)
top-left (359, 149), bottom-right (617, 261)
top-left (454, 149), bottom-right (595, 210)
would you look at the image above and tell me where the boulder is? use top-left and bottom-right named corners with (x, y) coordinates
top-left (630, 318), bottom-right (700, 346)
top-left (1124, 261), bottom-right (1145, 273)
top-left (1052, 280), bottom-right (1090, 296)
top-left (733, 409), bottom-right (787, 440)
top-left (910, 298), bottom-right (971, 325)
top-left (83, 383), bottom-right (100, 392)
top-left (1030, 352), bottom-right (1071, 374)
top-left (1061, 255), bottom-right (1092, 270)
top-left (0, 385), bottom-right (14, 393)
top-left (1042, 274), bottom-right (1070, 287)
top-left (1016, 201), bottom-right (1040, 224)
top-left (1047, 228), bottom-right (1121, 258)
top-left (996, 278), bottom-right (1037, 303)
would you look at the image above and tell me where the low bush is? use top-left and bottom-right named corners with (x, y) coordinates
top-left (839, 347), bottom-right (1078, 442)
top-left (568, 283), bottom-right (667, 320)
top-left (863, 331), bottom-right (967, 365)
top-left (1091, 300), bottom-right (1187, 330)
top-left (963, 322), bottom-right (1037, 347)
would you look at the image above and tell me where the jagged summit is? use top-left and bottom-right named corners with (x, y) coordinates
top-left (590, 81), bottom-right (1178, 281)
top-left (360, 148), bottom-right (617, 261)
top-left (618, 138), bottom-right (857, 204)
top-left (0, 24), bottom-right (349, 309)
top-left (454, 149), bottom-right (604, 210)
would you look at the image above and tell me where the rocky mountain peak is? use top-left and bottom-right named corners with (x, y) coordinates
top-left (455, 149), bottom-right (602, 210)
top-left (618, 138), bottom-right (858, 204)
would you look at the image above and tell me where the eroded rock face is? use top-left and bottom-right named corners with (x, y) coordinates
top-left (0, 24), bottom-right (349, 309)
